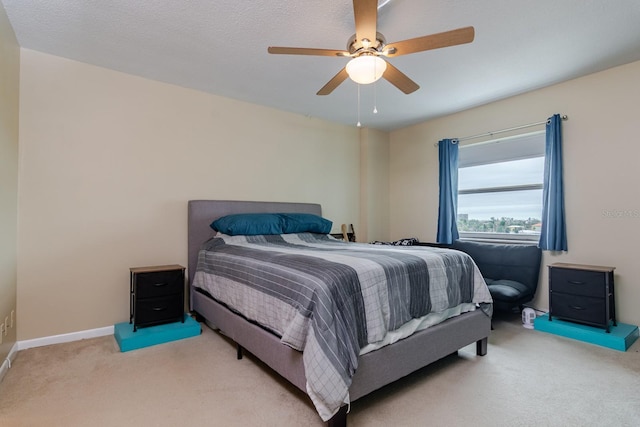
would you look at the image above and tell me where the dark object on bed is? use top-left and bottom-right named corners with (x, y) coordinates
top-left (188, 201), bottom-right (491, 426)
top-left (371, 237), bottom-right (419, 246)
top-left (419, 240), bottom-right (542, 312)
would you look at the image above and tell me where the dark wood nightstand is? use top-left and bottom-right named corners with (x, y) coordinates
top-left (129, 264), bottom-right (185, 332)
top-left (548, 263), bottom-right (616, 332)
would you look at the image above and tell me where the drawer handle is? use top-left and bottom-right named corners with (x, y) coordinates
top-left (153, 283), bottom-right (168, 287)
top-left (568, 280), bottom-right (585, 285)
top-left (569, 305), bottom-right (585, 311)
top-left (152, 306), bottom-right (168, 311)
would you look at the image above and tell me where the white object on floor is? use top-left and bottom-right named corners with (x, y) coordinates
top-left (522, 307), bottom-right (536, 329)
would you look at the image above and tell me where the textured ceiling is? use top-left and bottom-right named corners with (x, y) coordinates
top-left (4, 0), bottom-right (640, 131)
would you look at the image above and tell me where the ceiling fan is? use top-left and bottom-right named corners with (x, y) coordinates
top-left (267, 0), bottom-right (474, 95)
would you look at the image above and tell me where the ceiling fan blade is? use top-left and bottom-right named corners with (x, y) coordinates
top-left (384, 26), bottom-right (475, 57)
top-left (382, 62), bottom-right (419, 94)
top-left (353, 0), bottom-right (378, 46)
top-left (317, 68), bottom-right (349, 95)
top-left (268, 46), bottom-right (350, 57)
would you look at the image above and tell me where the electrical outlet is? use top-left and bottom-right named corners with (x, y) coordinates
top-left (4, 317), bottom-right (8, 333)
top-left (11, 310), bottom-right (15, 328)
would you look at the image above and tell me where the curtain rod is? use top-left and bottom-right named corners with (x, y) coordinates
top-left (434, 115), bottom-right (568, 146)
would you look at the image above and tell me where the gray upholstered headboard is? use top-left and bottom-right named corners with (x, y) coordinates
top-left (187, 200), bottom-right (322, 286)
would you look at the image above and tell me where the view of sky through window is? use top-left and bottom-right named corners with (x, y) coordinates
top-left (458, 157), bottom-right (544, 221)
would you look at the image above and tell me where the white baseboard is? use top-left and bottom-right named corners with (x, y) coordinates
top-left (17, 325), bottom-right (115, 351)
top-left (1, 326), bottom-right (113, 383)
top-left (0, 342), bottom-right (19, 383)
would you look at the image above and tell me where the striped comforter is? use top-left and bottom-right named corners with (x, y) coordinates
top-left (193, 233), bottom-right (492, 421)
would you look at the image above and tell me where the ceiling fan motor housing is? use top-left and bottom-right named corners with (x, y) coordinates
top-left (347, 32), bottom-right (387, 55)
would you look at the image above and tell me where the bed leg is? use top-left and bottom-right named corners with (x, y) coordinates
top-left (476, 337), bottom-right (488, 356)
top-left (237, 344), bottom-right (243, 360)
top-left (190, 311), bottom-right (206, 323)
top-left (327, 405), bottom-right (348, 427)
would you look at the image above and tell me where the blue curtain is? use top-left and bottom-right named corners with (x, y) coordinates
top-left (436, 139), bottom-right (459, 244)
top-left (539, 114), bottom-right (567, 251)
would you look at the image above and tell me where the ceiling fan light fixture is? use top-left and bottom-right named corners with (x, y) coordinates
top-left (346, 55), bottom-right (387, 84)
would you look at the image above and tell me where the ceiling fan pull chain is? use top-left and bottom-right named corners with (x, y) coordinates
top-left (373, 79), bottom-right (378, 114)
top-left (357, 84), bottom-right (362, 127)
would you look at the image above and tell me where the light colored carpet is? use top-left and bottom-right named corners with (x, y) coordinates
top-left (1, 313), bottom-right (639, 427)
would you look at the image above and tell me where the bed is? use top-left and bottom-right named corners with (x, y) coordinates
top-left (188, 200), bottom-right (492, 426)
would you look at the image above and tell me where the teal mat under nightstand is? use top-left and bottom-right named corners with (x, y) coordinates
top-left (534, 313), bottom-right (639, 351)
top-left (114, 315), bottom-right (201, 352)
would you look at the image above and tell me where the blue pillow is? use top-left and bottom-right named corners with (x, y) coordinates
top-left (210, 213), bottom-right (285, 236)
top-left (210, 213), bottom-right (333, 236)
top-left (280, 213), bottom-right (333, 234)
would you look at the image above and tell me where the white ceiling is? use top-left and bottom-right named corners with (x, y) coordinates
top-left (4, 0), bottom-right (640, 131)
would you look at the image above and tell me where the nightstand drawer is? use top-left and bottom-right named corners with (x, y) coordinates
top-left (135, 270), bottom-right (183, 298)
top-left (551, 293), bottom-right (606, 326)
top-left (550, 268), bottom-right (605, 298)
top-left (135, 296), bottom-right (184, 326)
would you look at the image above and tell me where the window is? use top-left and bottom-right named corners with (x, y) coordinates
top-left (457, 131), bottom-right (545, 241)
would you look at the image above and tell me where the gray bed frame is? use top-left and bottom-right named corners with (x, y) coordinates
top-left (187, 200), bottom-right (490, 426)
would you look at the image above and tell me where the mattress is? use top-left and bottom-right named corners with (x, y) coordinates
top-left (193, 232), bottom-right (493, 420)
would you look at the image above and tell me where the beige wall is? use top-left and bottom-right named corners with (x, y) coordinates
top-left (17, 49), bottom-right (368, 340)
top-left (0, 2), bottom-right (19, 359)
top-left (390, 60), bottom-right (640, 327)
top-left (359, 128), bottom-right (390, 243)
